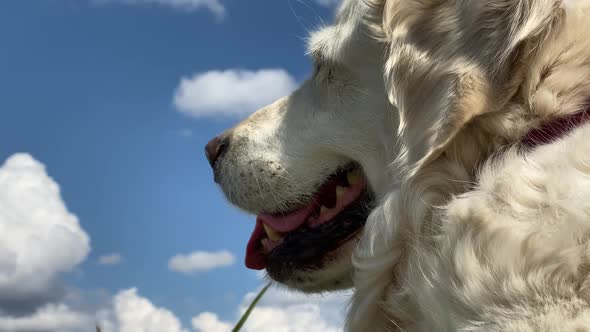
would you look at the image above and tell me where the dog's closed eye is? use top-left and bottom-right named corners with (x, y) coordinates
top-left (313, 62), bottom-right (337, 84)
top-left (313, 62), bottom-right (322, 77)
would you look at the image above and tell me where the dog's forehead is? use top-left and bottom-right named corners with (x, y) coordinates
top-left (306, 0), bottom-right (368, 63)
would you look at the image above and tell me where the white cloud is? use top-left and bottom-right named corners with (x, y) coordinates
top-left (94, 0), bottom-right (225, 18)
top-left (169, 250), bottom-right (235, 274)
top-left (173, 69), bottom-right (297, 118)
top-left (106, 288), bottom-right (189, 332)
top-left (0, 303), bottom-right (92, 332)
top-left (0, 153), bottom-right (90, 311)
top-left (192, 285), bottom-right (351, 332)
top-left (98, 253), bottom-right (124, 266)
top-left (315, 0), bottom-right (340, 6)
top-left (0, 288), bottom-right (192, 332)
top-left (178, 129), bottom-right (193, 137)
top-left (192, 312), bottom-right (231, 332)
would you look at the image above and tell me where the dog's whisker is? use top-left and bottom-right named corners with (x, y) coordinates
top-left (288, 0), bottom-right (313, 35)
top-left (258, 165), bottom-right (284, 213)
top-left (247, 164), bottom-right (266, 206)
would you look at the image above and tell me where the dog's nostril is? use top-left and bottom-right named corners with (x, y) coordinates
top-left (204, 135), bottom-right (229, 168)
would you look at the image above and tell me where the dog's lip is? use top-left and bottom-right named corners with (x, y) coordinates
top-left (245, 167), bottom-right (367, 270)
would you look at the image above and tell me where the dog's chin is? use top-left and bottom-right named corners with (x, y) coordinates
top-left (272, 237), bottom-right (360, 292)
top-left (244, 164), bottom-right (374, 292)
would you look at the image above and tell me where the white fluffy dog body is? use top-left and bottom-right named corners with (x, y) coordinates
top-left (350, 1), bottom-right (590, 330)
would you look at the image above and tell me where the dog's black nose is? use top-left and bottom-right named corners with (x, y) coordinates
top-left (205, 135), bottom-right (228, 168)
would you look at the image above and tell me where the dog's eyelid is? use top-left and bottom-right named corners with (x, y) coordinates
top-left (312, 60), bottom-right (323, 77)
top-left (312, 62), bottom-right (324, 81)
top-left (312, 57), bottom-right (338, 79)
top-left (311, 51), bottom-right (330, 76)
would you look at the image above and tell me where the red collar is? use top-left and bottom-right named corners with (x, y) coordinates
top-left (521, 108), bottom-right (590, 148)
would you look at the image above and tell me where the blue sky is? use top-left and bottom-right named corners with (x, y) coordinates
top-left (0, 0), bottom-right (349, 331)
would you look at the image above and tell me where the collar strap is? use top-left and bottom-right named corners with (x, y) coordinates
top-left (521, 107), bottom-right (590, 148)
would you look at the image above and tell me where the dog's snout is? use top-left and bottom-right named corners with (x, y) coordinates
top-left (204, 135), bottom-right (229, 168)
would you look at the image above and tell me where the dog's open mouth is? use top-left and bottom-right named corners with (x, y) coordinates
top-left (245, 165), bottom-right (373, 281)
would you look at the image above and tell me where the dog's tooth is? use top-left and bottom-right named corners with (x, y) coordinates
top-left (347, 170), bottom-right (361, 185)
top-left (320, 205), bottom-right (329, 216)
top-left (261, 238), bottom-right (271, 253)
top-left (336, 186), bottom-right (346, 199)
top-left (263, 223), bottom-right (283, 241)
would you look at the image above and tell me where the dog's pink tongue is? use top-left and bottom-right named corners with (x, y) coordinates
top-left (245, 220), bottom-right (266, 270)
top-left (245, 206), bottom-right (314, 270)
top-left (258, 205), bottom-right (314, 232)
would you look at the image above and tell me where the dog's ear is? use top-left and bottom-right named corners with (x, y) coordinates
top-left (378, 0), bottom-right (563, 169)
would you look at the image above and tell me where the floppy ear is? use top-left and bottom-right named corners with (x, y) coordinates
top-left (378, 0), bottom-right (564, 169)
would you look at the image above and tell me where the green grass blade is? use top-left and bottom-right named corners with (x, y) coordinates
top-left (232, 282), bottom-right (271, 332)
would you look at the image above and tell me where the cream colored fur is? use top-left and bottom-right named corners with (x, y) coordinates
top-left (349, 0), bottom-right (590, 330)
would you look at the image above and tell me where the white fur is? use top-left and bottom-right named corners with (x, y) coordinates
top-left (350, 0), bottom-right (590, 330)
top-left (353, 124), bottom-right (590, 330)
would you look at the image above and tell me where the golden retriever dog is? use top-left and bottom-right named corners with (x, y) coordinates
top-left (205, 0), bottom-right (590, 330)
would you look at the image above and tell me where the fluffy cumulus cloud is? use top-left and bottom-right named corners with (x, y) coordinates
top-left (98, 253), bottom-right (124, 266)
top-left (99, 288), bottom-right (189, 332)
top-left (94, 0), bottom-right (225, 18)
top-left (168, 250), bottom-right (235, 274)
top-left (192, 312), bottom-right (232, 332)
top-left (0, 153), bottom-right (90, 313)
top-left (192, 285), bottom-right (350, 332)
top-left (101, 285), bottom-right (347, 332)
top-left (0, 303), bottom-right (92, 332)
top-left (0, 288), bottom-right (192, 332)
top-left (173, 69), bottom-right (297, 118)
top-left (0, 154), bottom-right (194, 331)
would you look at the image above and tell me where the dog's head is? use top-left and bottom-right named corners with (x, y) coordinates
top-left (204, 0), bottom-right (398, 292)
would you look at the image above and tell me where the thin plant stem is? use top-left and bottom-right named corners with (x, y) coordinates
top-left (232, 282), bottom-right (271, 332)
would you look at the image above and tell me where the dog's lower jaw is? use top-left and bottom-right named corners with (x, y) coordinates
top-left (275, 237), bottom-right (359, 292)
